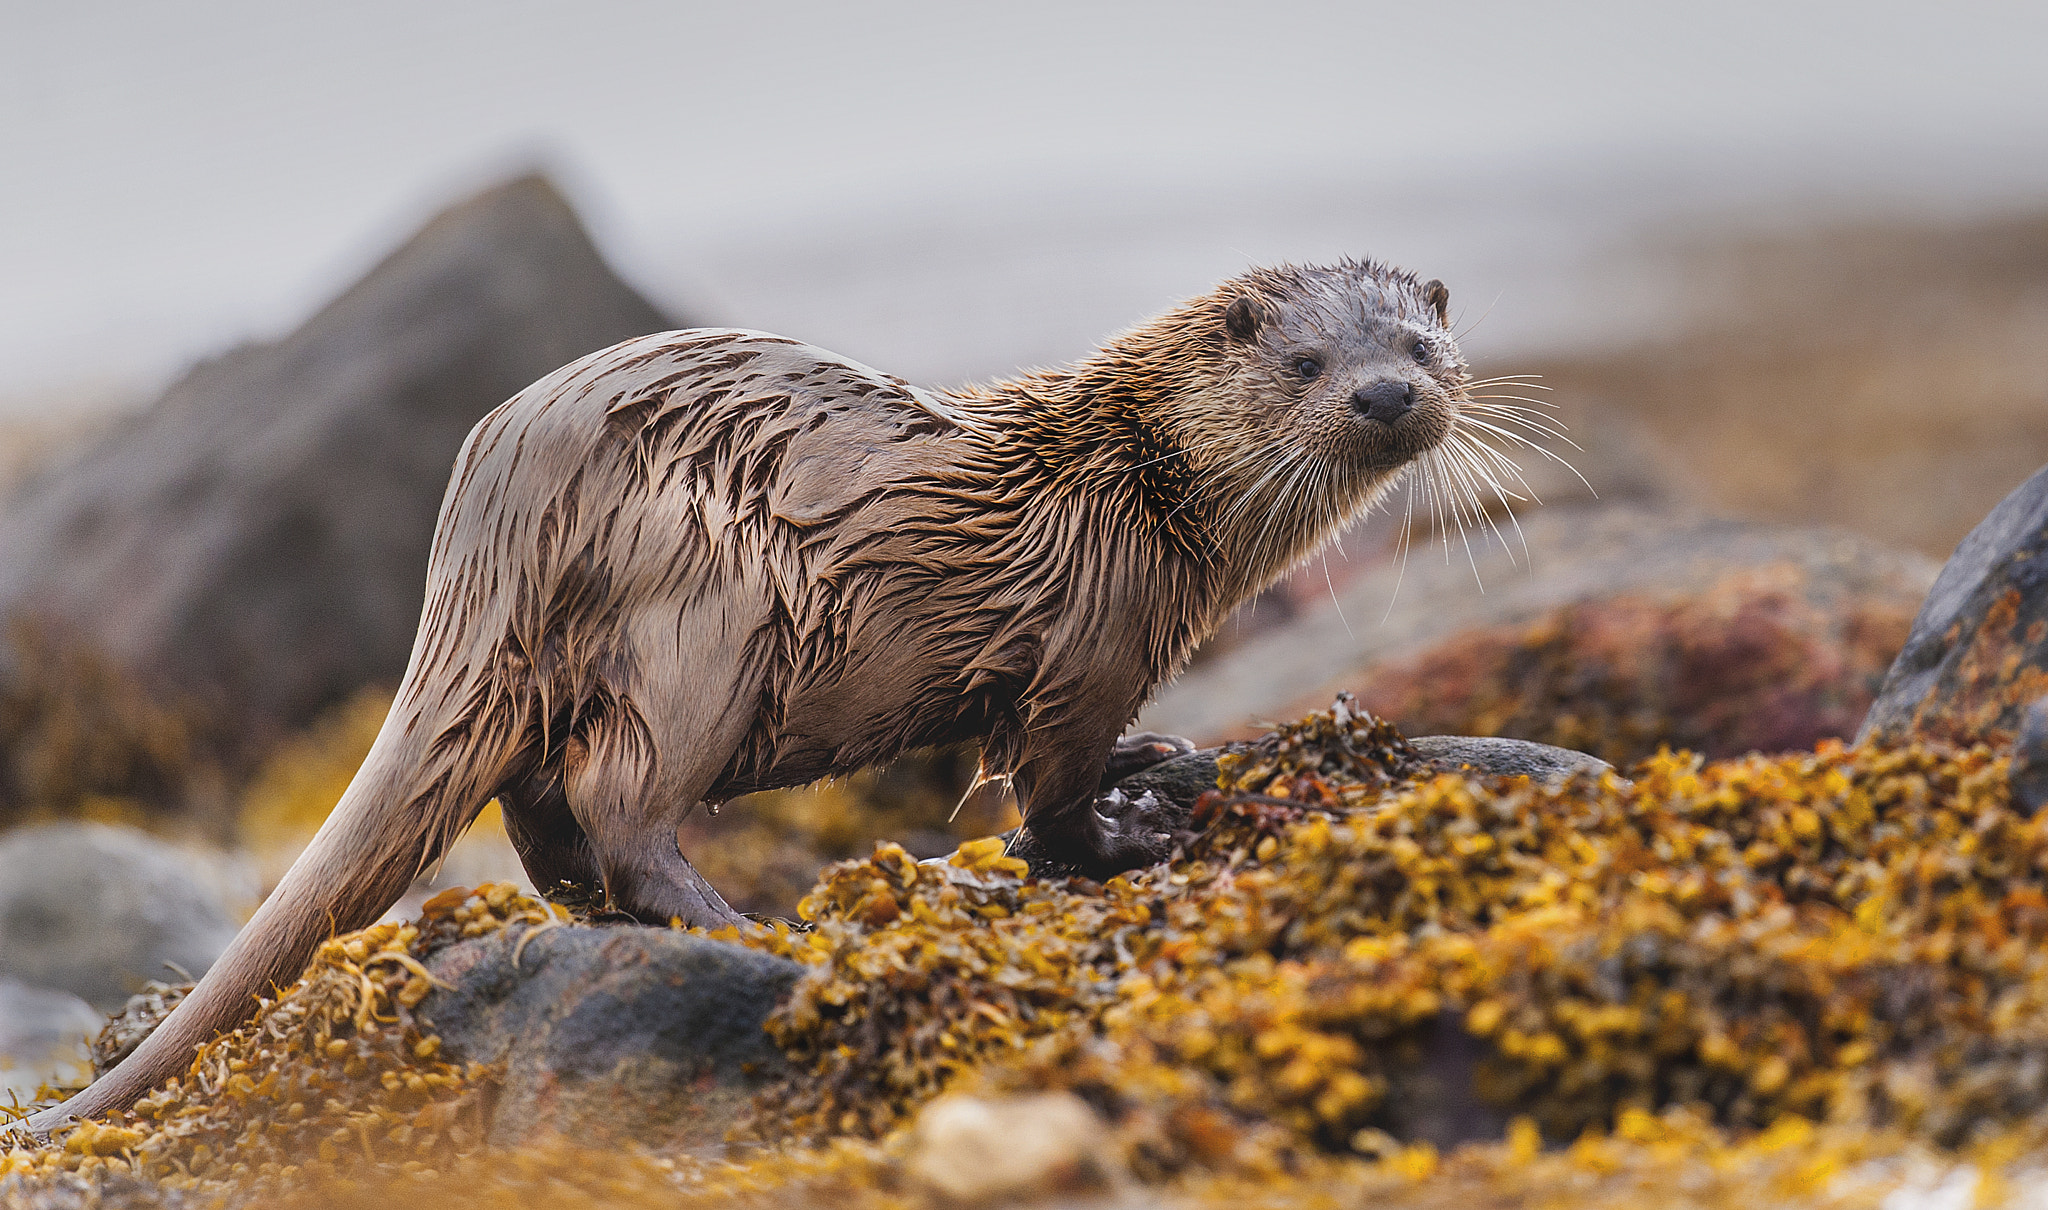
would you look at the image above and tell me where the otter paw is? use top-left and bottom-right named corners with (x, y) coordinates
top-left (1088, 785), bottom-right (1193, 871)
top-left (1100, 731), bottom-right (1198, 788)
top-left (1009, 786), bottom-right (1195, 880)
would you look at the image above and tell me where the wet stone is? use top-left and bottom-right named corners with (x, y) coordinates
top-left (0, 823), bottom-right (236, 1010)
top-left (418, 923), bottom-right (803, 1150)
top-left (1409, 735), bottom-right (1614, 786)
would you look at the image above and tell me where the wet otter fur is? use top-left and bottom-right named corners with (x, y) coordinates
top-left (29, 259), bottom-right (1474, 1133)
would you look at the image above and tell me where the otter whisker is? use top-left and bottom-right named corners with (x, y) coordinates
top-left (1322, 551), bottom-right (1354, 640)
top-left (1442, 434), bottom-right (1530, 567)
top-left (1455, 415), bottom-right (1596, 492)
top-left (1465, 394), bottom-right (1569, 420)
top-left (1446, 452), bottom-right (1514, 581)
top-left (1443, 454), bottom-right (1490, 590)
top-left (1166, 441), bottom-right (1281, 529)
top-left (1294, 452), bottom-right (1340, 572)
top-left (1466, 387), bottom-right (1558, 404)
top-left (1252, 449), bottom-right (1319, 579)
top-left (1209, 445), bottom-right (1294, 533)
top-left (1447, 432), bottom-right (1531, 506)
top-left (1463, 406), bottom-right (1573, 444)
top-left (1423, 441), bottom-right (1499, 582)
top-left (1463, 410), bottom-right (1576, 450)
top-left (1467, 394), bottom-right (1576, 431)
top-left (1455, 409), bottom-right (1559, 503)
top-left (1463, 375), bottom-right (1553, 392)
top-left (1474, 397), bottom-right (1564, 421)
top-left (1383, 469), bottom-right (1420, 623)
top-left (1422, 449), bottom-right (1458, 566)
top-left (1467, 420), bottom-right (1572, 449)
top-left (1455, 427), bottom-right (1547, 507)
top-left (1454, 290), bottom-right (1506, 342)
top-left (1225, 450), bottom-right (1306, 547)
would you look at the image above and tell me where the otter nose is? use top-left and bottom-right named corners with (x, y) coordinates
top-left (1351, 380), bottom-right (1415, 425)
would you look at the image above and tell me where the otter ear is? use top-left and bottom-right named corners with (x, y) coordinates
top-left (1422, 279), bottom-right (1451, 327)
top-left (1222, 295), bottom-right (1267, 344)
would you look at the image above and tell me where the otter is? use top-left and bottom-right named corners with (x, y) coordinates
top-left (26, 259), bottom-right (1475, 1134)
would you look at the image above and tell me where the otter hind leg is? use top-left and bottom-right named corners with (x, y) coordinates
top-left (499, 769), bottom-right (605, 910)
top-left (558, 719), bottom-right (746, 929)
top-left (557, 600), bottom-right (764, 930)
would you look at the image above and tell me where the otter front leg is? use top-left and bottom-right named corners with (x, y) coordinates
top-left (1008, 723), bottom-right (1195, 880)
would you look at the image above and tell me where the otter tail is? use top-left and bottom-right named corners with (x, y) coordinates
top-left (18, 673), bottom-right (522, 1137)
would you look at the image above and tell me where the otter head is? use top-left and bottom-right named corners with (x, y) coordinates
top-left (1182, 260), bottom-right (1468, 581)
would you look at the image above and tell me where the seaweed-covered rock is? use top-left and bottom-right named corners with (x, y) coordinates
top-left (1113, 734), bottom-right (1608, 818)
top-left (0, 174), bottom-right (673, 782)
top-left (1860, 463), bottom-right (2048, 748)
top-left (419, 923), bottom-right (802, 1150)
top-left (87, 983), bottom-right (190, 1078)
top-left (1110, 745), bottom-right (1237, 808)
top-left (8, 707), bottom-right (2045, 1209)
top-left (0, 823), bottom-right (236, 1010)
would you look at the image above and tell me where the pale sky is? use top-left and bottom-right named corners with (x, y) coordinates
top-left (5, 0), bottom-right (2047, 407)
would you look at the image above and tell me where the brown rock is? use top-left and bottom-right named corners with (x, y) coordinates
top-left (1143, 505), bottom-right (1937, 763)
top-left (1355, 562), bottom-right (1917, 766)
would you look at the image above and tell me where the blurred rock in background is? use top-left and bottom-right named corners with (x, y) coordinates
top-left (0, 796), bottom-right (254, 1100)
top-left (0, 822), bottom-right (243, 1010)
top-left (1141, 506), bottom-right (1938, 764)
top-left (0, 175), bottom-right (673, 831)
top-left (0, 978), bottom-right (101, 1103)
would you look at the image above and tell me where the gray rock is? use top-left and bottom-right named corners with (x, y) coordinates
top-left (0, 174), bottom-right (674, 769)
top-left (1110, 746), bottom-right (1233, 807)
top-left (419, 923), bottom-right (802, 1150)
top-left (1381, 1010), bottom-right (1515, 1150)
top-left (1410, 734), bottom-right (1614, 785)
top-left (2013, 697), bottom-right (2048, 816)
top-left (0, 823), bottom-right (237, 1010)
top-left (0, 978), bottom-right (100, 1065)
top-left (1108, 734), bottom-right (1610, 811)
top-left (1859, 463), bottom-right (2048, 748)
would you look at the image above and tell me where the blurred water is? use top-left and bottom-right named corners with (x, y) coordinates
top-left (4, 0), bottom-right (2048, 408)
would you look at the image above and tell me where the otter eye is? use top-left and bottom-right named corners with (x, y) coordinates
top-left (1296, 358), bottom-right (1321, 380)
top-left (1411, 339), bottom-right (1431, 364)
